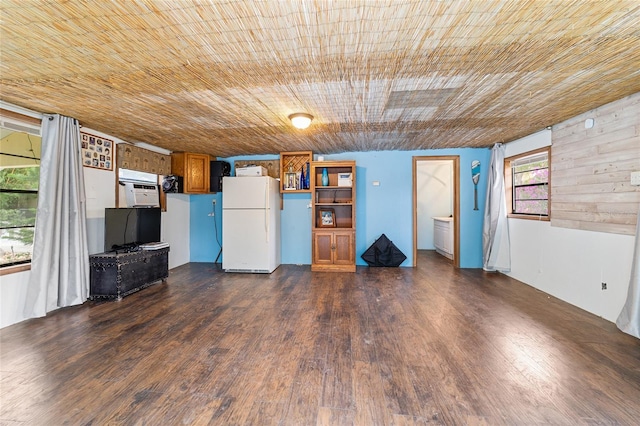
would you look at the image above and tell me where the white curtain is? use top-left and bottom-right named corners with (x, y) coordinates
top-left (482, 143), bottom-right (511, 272)
top-left (616, 205), bottom-right (640, 338)
top-left (23, 114), bottom-right (89, 319)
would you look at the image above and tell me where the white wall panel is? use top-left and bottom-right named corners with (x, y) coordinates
top-left (162, 194), bottom-right (190, 269)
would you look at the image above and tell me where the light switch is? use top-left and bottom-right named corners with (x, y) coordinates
top-left (372, 181), bottom-right (380, 186)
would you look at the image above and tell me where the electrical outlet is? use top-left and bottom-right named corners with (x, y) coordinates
top-left (631, 171), bottom-right (640, 186)
top-left (212, 199), bottom-right (217, 205)
top-left (601, 282), bottom-right (607, 290)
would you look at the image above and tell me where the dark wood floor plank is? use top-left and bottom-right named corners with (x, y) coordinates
top-left (352, 360), bottom-right (393, 425)
top-left (367, 291), bottom-right (426, 418)
top-left (284, 357), bottom-right (324, 425)
top-left (246, 400), bottom-right (288, 426)
top-left (348, 277), bottom-right (378, 364)
top-left (321, 274), bottom-right (356, 410)
top-left (252, 357), bottom-right (298, 405)
top-left (317, 406), bottom-right (356, 426)
top-left (1, 251), bottom-right (639, 425)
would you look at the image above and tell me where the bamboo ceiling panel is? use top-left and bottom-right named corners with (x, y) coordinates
top-left (1, 0), bottom-right (639, 157)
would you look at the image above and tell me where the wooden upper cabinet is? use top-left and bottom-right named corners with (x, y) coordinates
top-left (171, 152), bottom-right (211, 193)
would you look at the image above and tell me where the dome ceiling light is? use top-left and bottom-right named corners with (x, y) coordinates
top-left (288, 113), bottom-right (313, 129)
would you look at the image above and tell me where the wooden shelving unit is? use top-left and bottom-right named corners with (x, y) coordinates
top-left (279, 151), bottom-right (312, 193)
top-left (311, 160), bottom-right (356, 272)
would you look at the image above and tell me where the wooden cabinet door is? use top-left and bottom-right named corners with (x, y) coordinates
top-left (313, 232), bottom-right (333, 265)
top-left (333, 231), bottom-right (354, 265)
top-left (185, 153), bottom-right (210, 193)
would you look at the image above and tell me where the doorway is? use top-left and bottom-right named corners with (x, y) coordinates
top-left (412, 156), bottom-right (460, 267)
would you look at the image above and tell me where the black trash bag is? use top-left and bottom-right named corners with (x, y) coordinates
top-left (361, 234), bottom-right (406, 267)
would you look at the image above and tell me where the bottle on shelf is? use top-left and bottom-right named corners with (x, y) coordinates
top-left (321, 167), bottom-right (329, 186)
top-left (305, 162), bottom-right (310, 189)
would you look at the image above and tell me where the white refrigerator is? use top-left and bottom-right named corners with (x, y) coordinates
top-left (222, 176), bottom-right (281, 273)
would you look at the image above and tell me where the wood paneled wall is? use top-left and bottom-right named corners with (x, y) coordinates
top-left (551, 93), bottom-right (640, 235)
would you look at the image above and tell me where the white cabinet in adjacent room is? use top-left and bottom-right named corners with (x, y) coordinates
top-left (433, 217), bottom-right (453, 259)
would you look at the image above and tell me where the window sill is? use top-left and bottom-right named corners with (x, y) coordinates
top-left (0, 263), bottom-right (32, 276)
top-left (507, 213), bottom-right (550, 222)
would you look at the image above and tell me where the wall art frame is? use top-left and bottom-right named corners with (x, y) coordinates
top-left (81, 131), bottom-right (114, 171)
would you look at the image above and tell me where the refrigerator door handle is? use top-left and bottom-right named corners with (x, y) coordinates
top-left (265, 180), bottom-right (269, 242)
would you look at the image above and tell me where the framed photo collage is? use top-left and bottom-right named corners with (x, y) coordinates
top-left (81, 131), bottom-right (113, 171)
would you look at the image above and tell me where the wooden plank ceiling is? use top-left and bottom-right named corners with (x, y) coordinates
top-left (1, 0), bottom-right (639, 157)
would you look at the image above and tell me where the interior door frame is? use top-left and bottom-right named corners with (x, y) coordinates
top-left (412, 155), bottom-right (460, 268)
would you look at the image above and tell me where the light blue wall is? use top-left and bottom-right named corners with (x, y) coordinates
top-left (189, 191), bottom-right (222, 262)
top-left (190, 148), bottom-right (490, 268)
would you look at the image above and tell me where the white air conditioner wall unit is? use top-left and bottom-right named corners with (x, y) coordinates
top-left (124, 182), bottom-right (160, 207)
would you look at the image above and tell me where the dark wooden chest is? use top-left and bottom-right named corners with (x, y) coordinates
top-left (89, 247), bottom-right (169, 300)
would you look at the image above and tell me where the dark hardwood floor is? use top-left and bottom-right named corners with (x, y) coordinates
top-left (1, 251), bottom-right (639, 425)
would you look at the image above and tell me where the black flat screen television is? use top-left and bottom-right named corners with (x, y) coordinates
top-left (104, 207), bottom-right (161, 252)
